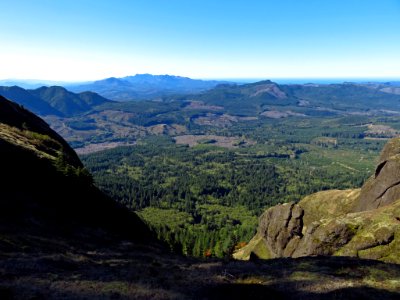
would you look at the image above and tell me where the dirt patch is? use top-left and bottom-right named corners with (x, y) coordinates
top-left (261, 110), bottom-right (306, 119)
top-left (380, 87), bottom-right (400, 95)
top-left (174, 135), bottom-right (255, 149)
top-left (194, 113), bottom-right (257, 127)
top-left (75, 142), bottom-right (136, 155)
top-left (249, 83), bottom-right (287, 99)
top-left (184, 101), bottom-right (223, 111)
top-left (147, 124), bottom-right (187, 135)
top-left (364, 124), bottom-right (399, 139)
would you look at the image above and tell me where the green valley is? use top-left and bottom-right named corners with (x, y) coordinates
top-left (3, 80), bottom-right (398, 259)
top-left (81, 114), bottom-right (384, 258)
top-left (3, 1), bottom-right (400, 297)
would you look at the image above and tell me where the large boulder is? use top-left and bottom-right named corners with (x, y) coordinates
top-left (233, 189), bottom-right (361, 260)
top-left (354, 138), bottom-right (400, 212)
top-left (234, 138), bottom-right (400, 263)
top-left (256, 202), bottom-right (303, 258)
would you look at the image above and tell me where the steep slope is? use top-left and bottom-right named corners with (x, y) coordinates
top-left (234, 138), bottom-right (400, 263)
top-left (355, 138), bottom-right (400, 211)
top-left (0, 95), bottom-right (153, 250)
top-left (29, 86), bottom-right (111, 116)
top-left (0, 86), bottom-right (62, 116)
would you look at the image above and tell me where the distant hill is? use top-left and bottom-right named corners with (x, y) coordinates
top-left (355, 82), bottom-right (400, 96)
top-left (180, 80), bottom-right (400, 116)
top-left (189, 80), bottom-right (295, 116)
top-left (281, 83), bottom-right (400, 110)
top-left (22, 79), bottom-right (400, 150)
top-left (0, 79), bottom-right (76, 89)
top-left (0, 86), bottom-right (111, 117)
top-left (0, 86), bottom-right (62, 116)
top-left (68, 74), bottom-right (231, 101)
top-left (29, 86), bottom-right (111, 116)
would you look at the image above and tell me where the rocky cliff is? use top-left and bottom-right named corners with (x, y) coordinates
top-left (234, 138), bottom-right (400, 263)
top-left (355, 138), bottom-right (400, 212)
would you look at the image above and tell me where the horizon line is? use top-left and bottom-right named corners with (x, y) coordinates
top-left (1, 75), bottom-right (400, 84)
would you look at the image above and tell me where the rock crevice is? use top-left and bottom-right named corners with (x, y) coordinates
top-left (258, 202), bottom-right (304, 257)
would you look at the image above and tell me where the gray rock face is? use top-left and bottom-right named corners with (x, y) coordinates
top-left (243, 201), bottom-right (357, 259)
top-left (354, 138), bottom-right (400, 212)
top-left (257, 202), bottom-right (304, 258)
top-left (292, 219), bottom-right (356, 257)
top-left (234, 138), bottom-right (400, 263)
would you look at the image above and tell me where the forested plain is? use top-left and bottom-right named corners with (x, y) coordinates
top-left (81, 114), bottom-right (396, 257)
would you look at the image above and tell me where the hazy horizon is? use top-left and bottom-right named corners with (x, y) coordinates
top-left (1, 0), bottom-right (400, 81)
top-left (1, 75), bottom-right (400, 86)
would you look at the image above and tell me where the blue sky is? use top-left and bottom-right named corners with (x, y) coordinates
top-left (0, 0), bottom-right (400, 81)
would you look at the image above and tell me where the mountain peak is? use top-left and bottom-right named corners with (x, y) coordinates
top-left (68, 74), bottom-right (231, 101)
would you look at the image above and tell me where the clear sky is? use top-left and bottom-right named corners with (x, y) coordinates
top-left (0, 0), bottom-right (400, 81)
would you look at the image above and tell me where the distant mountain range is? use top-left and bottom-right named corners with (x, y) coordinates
top-left (67, 74), bottom-right (232, 101)
top-left (0, 86), bottom-right (111, 117)
top-left (0, 79), bottom-right (80, 89)
top-left (0, 74), bottom-right (232, 101)
top-left (3, 74), bottom-right (400, 103)
top-left (2, 77), bottom-right (400, 123)
top-left (4, 89), bottom-right (400, 300)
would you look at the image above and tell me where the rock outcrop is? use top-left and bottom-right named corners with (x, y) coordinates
top-left (354, 138), bottom-right (400, 212)
top-left (234, 138), bottom-right (400, 263)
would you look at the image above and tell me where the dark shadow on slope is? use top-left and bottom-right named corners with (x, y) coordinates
top-left (199, 256), bottom-right (400, 300)
top-left (2, 251), bottom-right (399, 299)
top-left (203, 284), bottom-right (400, 300)
top-left (0, 141), bottom-right (153, 246)
top-left (0, 96), bottom-right (157, 250)
top-left (202, 284), bottom-right (286, 300)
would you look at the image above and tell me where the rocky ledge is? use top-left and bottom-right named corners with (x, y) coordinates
top-left (234, 138), bottom-right (400, 263)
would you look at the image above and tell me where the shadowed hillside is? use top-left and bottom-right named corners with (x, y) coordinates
top-left (0, 95), bottom-right (153, 248)
top-left (0, 86), bottom-right (62, 116)
top-left (0, 86), bottom-right (111, 117)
